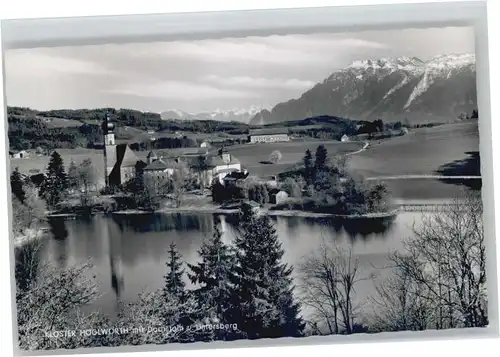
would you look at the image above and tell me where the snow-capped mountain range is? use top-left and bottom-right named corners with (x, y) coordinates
top-left (160, 106), bottom-right (266, 123)
top-left (250, 53), bottom-right (476, 125)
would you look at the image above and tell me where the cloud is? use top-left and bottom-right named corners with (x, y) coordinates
top-left (201, 75), bottom-right (316, 90)
top-left (4, 28), bottom-right (475, 112)
top-left (105, 80), bottom-right (257, 100)
top-left (5, 50), bottom-right (116, 79)
top-left (145, 36), bottom-right (346, 67)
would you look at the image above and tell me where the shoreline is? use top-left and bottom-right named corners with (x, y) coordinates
top-left (46, 196), bottom-right (465, 220)
top-left (111, 206), bottom-right (400, 219)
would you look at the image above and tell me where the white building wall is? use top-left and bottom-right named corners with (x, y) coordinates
top-left (213, 163), bottom-right (241, 174)
top-left (250, 134), bottom-right (289, 143)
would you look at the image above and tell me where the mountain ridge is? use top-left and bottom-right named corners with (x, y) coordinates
top-left (161, 106), bottom-right (265, 123)
top-left (250, 53), bottom-right (476, 125)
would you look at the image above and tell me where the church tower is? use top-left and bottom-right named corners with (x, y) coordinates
top-left (102, 113), bottom-right (117, 188)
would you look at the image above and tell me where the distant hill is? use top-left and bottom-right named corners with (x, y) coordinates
top-left (250, 54), bottom-right (477, 125)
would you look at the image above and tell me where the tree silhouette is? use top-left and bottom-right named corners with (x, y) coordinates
top-left (163, 242), bottom-right (186, 301)
top-left (11, 168), bottom-right (26, 204)
top-left (188, 222), bottom-right (238, 340)
top-left (39, 151), bottom-right (68, 209)
top-left (314, 144), bottom-right (328, 173)
top-left (231, 207), bottom-right (305, 338)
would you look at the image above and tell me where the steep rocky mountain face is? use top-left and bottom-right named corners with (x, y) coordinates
top-left (250, 54), bottom-right (476, 125)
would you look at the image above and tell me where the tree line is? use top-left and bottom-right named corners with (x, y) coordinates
top-left (7, 106), bottom-right (251, 152)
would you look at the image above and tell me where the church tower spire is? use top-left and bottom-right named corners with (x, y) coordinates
top-left (102, 113), bottom-right (117, 189)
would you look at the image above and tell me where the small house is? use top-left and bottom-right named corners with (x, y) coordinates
top-left (241, 200), bottom-right (261, 215)
top-left (340, 134), bottom-right (350, 142)
top-left (270, 190), bottom-right (289, 205)
top-left (10, 150), bottom-right (29, 159)
top-left (200, 141), bottom-right (211, 148)
top-left (263, 175), bottom-right (278, 189)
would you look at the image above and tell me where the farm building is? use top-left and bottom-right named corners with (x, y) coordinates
top-left (262, 175), bottom-right (279, 189)
top-left (248, 128), bottom-right (290, 143)
top-left (341, 134), bottom-right (350, 142)
top-left (200, 141), bottom-right (211, 148)
top-left (270, 190), bottom-right (289, 205)
top-left (206, 147), bottom-right (242, 186)
top-left (143, 151), bottom-right (176, 179)
top-left (221, 171), bottom-right (249, 187)
top-left (10, 150), bottom-right (29, 159)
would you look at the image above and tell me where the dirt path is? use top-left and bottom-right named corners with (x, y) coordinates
top-left (345, 141), bottom-right (369, 156)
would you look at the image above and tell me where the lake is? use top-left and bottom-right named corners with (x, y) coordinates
top-left (29, 210), bottom-right (427, 321)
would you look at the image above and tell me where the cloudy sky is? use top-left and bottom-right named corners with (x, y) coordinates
top-left (4, 26), bottom-right (474, 114)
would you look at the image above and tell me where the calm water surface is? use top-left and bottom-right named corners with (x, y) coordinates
top-left (35, 211), bottom-right (426, 320)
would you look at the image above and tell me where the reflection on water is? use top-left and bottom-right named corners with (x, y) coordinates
top-left (28, 211), bottom-right (422, 318)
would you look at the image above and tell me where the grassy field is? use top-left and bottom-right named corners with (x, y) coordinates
top-left (226, 140), bottom-right (365, 177)
top-left (349, 121), bottom-right (480, 177)
top-left (10, 148), bottom-right (107, 180)
top-left (40, 117), bottom-right (84, 129)
top-left (378, 178), bottom-right (478, 200)
top-left (349, 121), bottom-right (481, 200)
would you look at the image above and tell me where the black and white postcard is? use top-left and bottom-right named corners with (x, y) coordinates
top-left (3, 17), bottom-right (488, 352)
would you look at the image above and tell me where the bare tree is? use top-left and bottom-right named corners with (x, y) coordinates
top-left (370, 257), bottom-right (432, 332)
top-left (194, 155), bottom-right (209, 194)
top-left (299, 239), bottom-right (368, 335)
top-left (281, 177), bottom-right (303, 198)
top-left (141, 174), bottom-right (160, 211)
top-left (372, 191), bottom-right (487, 330)
top-left (269, 150), bottom-right (283, 164)
top-left (331, 154), bottom-right (350, 177)
top-left (171, 168), bottom-right (187, 208)
top-left (16, 260), bottom-right (107, 350)
top-left (12, 183), bottom-right (46, 239)
top-left (70, 158), bottom-right (98, 208)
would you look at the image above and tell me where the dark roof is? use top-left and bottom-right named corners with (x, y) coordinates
top-left (208, 154), bottom-right (240, 167)
top-left (181, 147), bottom-right (209, 156)
top-left (269, 188), bottom-right (281, 195)
top-left (249, 128), bottom-right (289, 136)
top-left (115, 144), bottom-right (143, 168)
top-left (226, 171), bottom-right (249, 179)
top-left (147, 150), bottom-right (157, 158)
top-left (144, 159), bottom-right (173, 171)
top-left (218, 167), bottom-right (240, 174)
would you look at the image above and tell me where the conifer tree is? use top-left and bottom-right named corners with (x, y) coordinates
top-left (188, 222), bottom-right (238, 339)
top-left (232, 206), bottom-right (305, 339)
top-left (314, 144), bottom-right (328, 173)
top-left (303, 149), bottom-right (314, 185)
top-left (163, 242), bottom-right (186, 301)
top-left (11, 167), bottom-right (26, 204)
top-left (39, 151), bottom-right (68, 209)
